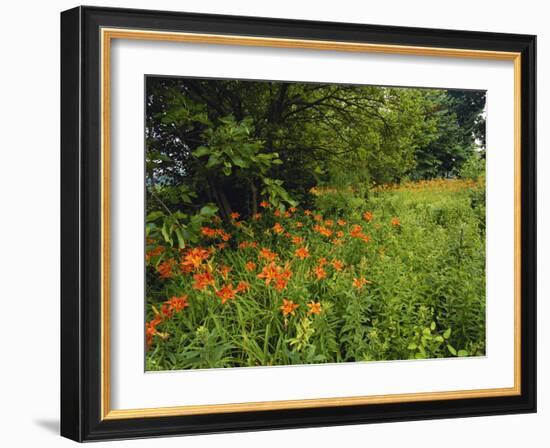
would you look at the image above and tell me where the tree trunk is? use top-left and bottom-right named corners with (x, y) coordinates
top-left (206, 175), bottom-right (232, 223)
top-left (250, 181), bottom-right (258, 216)
top-left (217, 186), bottom-right (233, 222)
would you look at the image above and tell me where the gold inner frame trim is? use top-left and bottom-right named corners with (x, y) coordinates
top-left (100, 27), bottom-right (522, 420)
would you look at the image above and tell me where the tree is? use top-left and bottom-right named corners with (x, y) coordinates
top-left (146, 78), bottom-right (441, 219)
top-left (410, 90), bottom-right (485, 179)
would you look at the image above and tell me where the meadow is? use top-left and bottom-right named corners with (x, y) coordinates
top-left (145, 178), bottom-right (486, 370)
top-left (144, 77), bottom-right (487, 370)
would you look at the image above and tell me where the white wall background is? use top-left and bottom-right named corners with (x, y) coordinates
top-left (0, 0), bottom-right (546, 446)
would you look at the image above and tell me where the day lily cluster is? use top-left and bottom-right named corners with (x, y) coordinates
top-left (144, 196), bottom-right (404, 350)
top-left (146, 295), bottom-right (189, 347)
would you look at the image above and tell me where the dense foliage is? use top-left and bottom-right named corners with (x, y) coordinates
top-left (146, 78), bottom-right (485, 223)
top-left (144, 78), bottom-right (486, 370)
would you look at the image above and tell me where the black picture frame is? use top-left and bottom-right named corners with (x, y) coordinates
top-left (61, 5), bottom-right (536, 442)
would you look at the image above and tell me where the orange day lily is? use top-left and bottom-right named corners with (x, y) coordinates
top-left (236, 281), bottom-right (250, 293)
top-left (307, 301), bottom-right (322, 315)
top-left (314, 225), bottom-right (333, 238)
top-left (218, 265), bottom-right (232, 278)
top-left (291, 235), bottom-right (304, 245)
top-left (350, 224), bottom-right (370, 243)
top-left (331, 259), bottom-right (344, 271)
top-left (166, 295), bottom-right (189, 312)
top-left (216, 284), bottom-right (238, 304)
top-left (313, 266), bottom-right (327, 280)
top-left (280, 299), bottom-right (299, 316)
top-left (192, 270), bottom-right (215, 290)
top-left (201, 226), bottom-right (218, 238)
top-left (145, 315), bottom-right (162, 348)
top-left (350, 224), bottom-right (363, 237)
top-left (273, 222), bottom-right (285, 234)
top-left (295, 246), bottom-right (310, 260)
top-left (274, 277), bottom-right (289, 292)
top-left (353, 277), bottom-right (372, 289)
top-left (180, 247), bottom-right (211, 272)
top-left (259, 247), bottom-right (278, 262)
top-left (257, 262), bottom-right (281, 286)
top-left (245, 261), bottom-right (257, 272)
top-left (145, 245), bottom-right (164, 263)
top-left (157, 258), bottom-right (175, 279)
top-left (217, 229), bottom-right (232, 241)
top-left (257, 262), bottom-right (292, 291)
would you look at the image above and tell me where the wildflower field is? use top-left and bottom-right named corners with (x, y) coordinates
top-left (145, 77), bottom-right (486, 370)
top-left (145, 178), bottom-right (485, 370)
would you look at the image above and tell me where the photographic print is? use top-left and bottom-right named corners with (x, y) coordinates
top-left (144, 77), bottom-right (487, 371)
top-left (61, 8), bottom-right (536, 440)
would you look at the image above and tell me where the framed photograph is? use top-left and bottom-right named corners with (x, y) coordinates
top-left (60, 6), bottom-right (536, 441)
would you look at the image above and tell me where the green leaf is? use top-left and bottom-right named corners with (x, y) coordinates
top-left (174, 228), bottom-right (186, 249)
top-left (457, 350), bottom-right (469, 357)
top-left (443, 328), bottom-right (452, 339)
top-left (146, 211), bottom-right (164, 221)
top-left (145, 223), bottom-right (155, 237)
top-left (192, 146), bottom-right (210, 158)
top-left (192, 112), bottom-right (211, 125)
top-left (231, 155), bottom-right (249, 168)
top-left (160, 223), bottom-right (169, 241)
top-left (146, 151), bottom-right (172, 162)
top-left (160, 223), bottom-right (173, 246)
top-left (407, 343), bottom-right (417, 350)
top-left (447, 344), bottom-right (457, 356)
top-left (200, 204), bottom-right (219, 216)
top-left (430, 321), bottom-right (436, 331)
top-left (181, 192), bottom-right (194, 204)
top-left (205, 154), bottom-right (221, 168)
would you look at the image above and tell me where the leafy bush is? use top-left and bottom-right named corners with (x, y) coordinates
top-left (460, 151), bottom-right (486, 181)
top-left (311, 185), bottom-right (367, 217)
